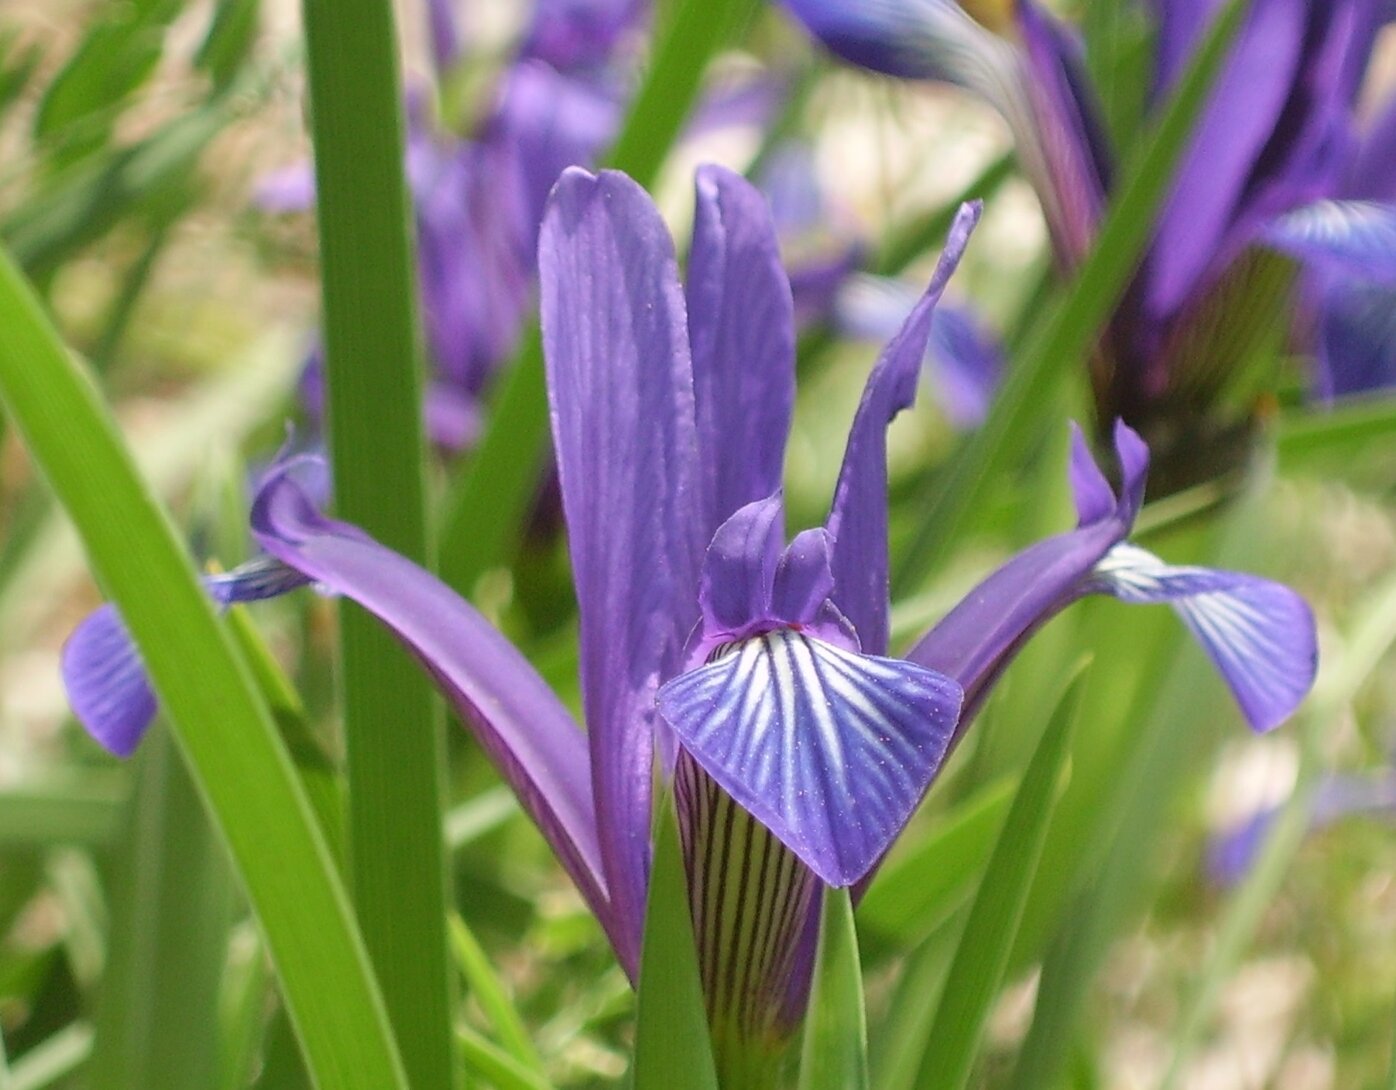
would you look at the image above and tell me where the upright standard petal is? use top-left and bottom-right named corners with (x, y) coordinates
top-left (835, 274), bottom-right (1002, 428)
top-left (825, 202), bottom-right (981, 656)
top-left (698, 497), bottom-right (786, 638)
top-left (249, 466), bottom-right (614, 947)
top-left (658, 629), bottom-right (962, 886)
top-left (687, 165), bottom-right (796, 531)
top-left (1086, 543), bottom-right (1318, 731)
top-left (539, 168), bottom-right (706, 967)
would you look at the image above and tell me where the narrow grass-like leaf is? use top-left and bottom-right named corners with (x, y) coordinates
top-left (0, 329), bottom-right (300, 638)
top-left (633, 795), bottom-right (718, 1090)
top-left (914, 667), bottom-right (1086, 1090)
top-left (0, 246), bottom-right (407, 1090)
top-left (449, 914), bottom-right (544, 1074)
top-left (1160, 564), bottom-right (1396, 1089)
top-left (1277, 395), bottom-right (1396, 469)
top-left (456, 1027), bottom-right (554, 1090)
top-left (6, 1023), bottom-right (92, 1090)
top-left (0, 777), bottom-right (124, 848)
top-left (1007, 508), bottom-right (1259, 1090)
top-left (90, 725), bottom-right (231, 1089)
top-left (857, 779), bottom-right (1014, 952)
top-left (893, 0), bottom-right (1252, 592)
top-left (300, 4), bottom-right (454, 1085)
top-left (870, 913), bottom-right (963, 1090)
top-left (798, 886), bottom-right (868, 1090)
top-left (437, 0), bottom-right (753, 596)
top-left (224, 606), bottom-right (344, 864)
top-left (4, 106), bottom-right (223, 281)
top-left (220, 926), bottom-right (271, 1090)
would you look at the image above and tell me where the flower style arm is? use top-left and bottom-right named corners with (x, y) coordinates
top-left (246, 464), bottom-right (614, 935)
top-left (825, 201), bottom-right (982, 658)
top-left (908, 421), bottom-right (1316, 739)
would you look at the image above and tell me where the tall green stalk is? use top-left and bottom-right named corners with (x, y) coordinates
top-left (299, 4), bottom-right (454, 1087)
top-left (0, 244), bottom-right (407, 1090)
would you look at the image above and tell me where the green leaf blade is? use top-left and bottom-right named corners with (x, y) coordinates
top-left (914, 667), bottom-right (1086, 1090)
top-left (798, 887), bottom-right (868, 1090)
top-left (0, 245), bottom-right (408, 1090)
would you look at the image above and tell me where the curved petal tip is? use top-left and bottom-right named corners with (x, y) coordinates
top-left (61, 605), bottom-right (157, 758)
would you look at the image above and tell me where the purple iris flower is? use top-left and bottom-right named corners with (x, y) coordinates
top-left (260, 0), bottom-right (641, 451)
top-left (62, 165), bottom-right (1316, 1063)
top-left (1208, 769), bottom-right (1396, 885)
top-left (780, 0), bottom-right (1396, 468)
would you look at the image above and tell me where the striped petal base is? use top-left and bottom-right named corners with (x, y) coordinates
top-left (674, 752), bottom-right (818, 1083)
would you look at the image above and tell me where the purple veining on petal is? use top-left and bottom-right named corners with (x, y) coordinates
top-left (61, 605), bottom-right (158, 759)
top-left (907, 421), bottom-right (1148, 725)
top-left (658, 628), bottom-right (962, 887)
top-left (1086, 543), bottom-right (1318, 732)
top-left (61, 558), bottom-right (312, 758)
top-left (1262, 200), bottom-right (1396, 285)
top-left (539, 167), bottom-right (706, 969)
top-left (687, 166), bottom-right (797, 531)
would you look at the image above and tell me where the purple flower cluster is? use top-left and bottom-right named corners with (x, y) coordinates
top-left (780, 0), bottom-right (1396, 446)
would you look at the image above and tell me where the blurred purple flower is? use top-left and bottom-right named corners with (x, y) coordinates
top-left (1208, 769), bottom-right (1396, 885)
top-left (780, 0), bottom-right (1396, 468)
top-left (258, 0), bottom-right (645, 451)
top-left (62, 166), bottom-right (1317, 1062)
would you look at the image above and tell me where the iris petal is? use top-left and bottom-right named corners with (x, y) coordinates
top-left (657, 629), bottom-right (962, 887)
top-left (61, 558), bottom-right (310, 757)
top-left (826, 202), bottom-right (981, 657)
top-left (1262, 200), bottom-right (1396, 285)
top-left (61, 605), bottom-right (158, 758)
top-left (1088, 543), bottom-right (1318, 732)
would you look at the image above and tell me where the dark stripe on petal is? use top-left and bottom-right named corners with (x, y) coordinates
top-left (675, 754), bottom-right (818, 1065)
